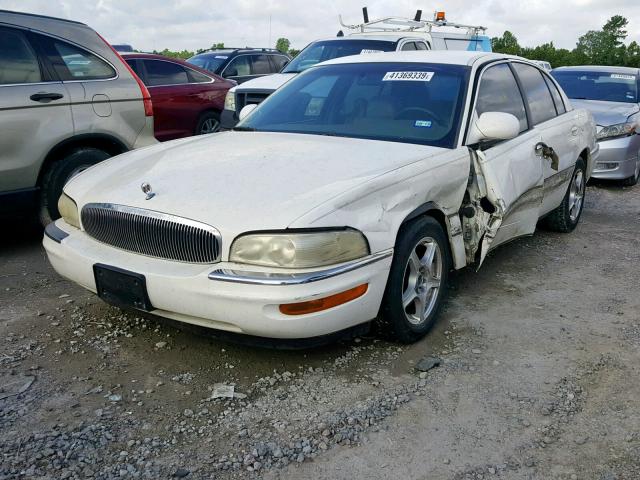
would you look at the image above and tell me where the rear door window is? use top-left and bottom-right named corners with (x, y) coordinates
top-left (475, 63), bottom-right (528, 133)
top-left (0, 27), bottom-right (42, 84)
top-left (512, 63), bottom-right (557, 125)
top-left (251, 55), bottom-right (273, 75)
top-left (49, 40), bottom-right (116, 80)
top-left (401, 42), bottom-right (417, 51)
top-left (415, 42), bottom-right (429, 50)
top-left (143, 60), bottom-right (189, 86)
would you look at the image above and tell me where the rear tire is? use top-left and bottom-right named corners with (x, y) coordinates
top-left (39, 148), bottom-right (110, 226)
top-left (195, 111), bottom-right (221, 135)
top-left (542, 158), bottom-right (586, 233)
top-left (379, 216), bottom-right (451, 343)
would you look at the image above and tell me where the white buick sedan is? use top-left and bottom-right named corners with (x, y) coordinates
top-left (44, 51), bottom-right (598, 343)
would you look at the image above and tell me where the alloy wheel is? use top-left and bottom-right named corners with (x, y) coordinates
top-left (199, 118), bottom-right (220, 134)
top-left (401, 236), bottom-right (443, 325)
top-left (568, 168), bottom-right (585, 222)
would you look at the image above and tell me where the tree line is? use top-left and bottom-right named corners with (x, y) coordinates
top-left (492, 15), bottom-right (639, 68)
top-left (148, 15), bottom-right (639, 68)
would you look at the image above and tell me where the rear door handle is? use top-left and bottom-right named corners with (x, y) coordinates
top-left (30, 92), bottom-right (64, 102)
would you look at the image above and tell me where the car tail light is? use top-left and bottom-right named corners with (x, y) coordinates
top-left (97, 33), bottom-right (153, 117)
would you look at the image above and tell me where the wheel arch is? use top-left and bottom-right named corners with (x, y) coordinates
top-left (37, 134), bottom-right (128, 186)
top-left (399, 202), bottom-right (467, 270)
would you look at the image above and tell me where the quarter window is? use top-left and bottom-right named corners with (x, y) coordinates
top-left (476, 63), bottom-right (528, 133)
top-left (0, 28), bottom-right (42, 85)
top-left (51, 40), bottom-right (115, 80)
top-left (143, 60), bottom-right (189, 86)
top-left (187, 69), bottom-right (212, 83)
top-left (512, 63), bottom-right (557, 125)
top-left (415, 42), bottom-right (429, 50)
top-left (270, 55), bottom-right (289, 71)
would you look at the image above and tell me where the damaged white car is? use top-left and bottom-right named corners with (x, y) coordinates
top-left (44, 51), bottom-right (598, 343)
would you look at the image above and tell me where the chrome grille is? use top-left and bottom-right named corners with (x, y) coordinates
top-left (235, 92), bottom-right (270, 114)
top-left (81, 204), bottom-right (221, 264)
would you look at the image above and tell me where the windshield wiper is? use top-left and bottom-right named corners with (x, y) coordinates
top-left (233, 126), bottom-right (256, 132)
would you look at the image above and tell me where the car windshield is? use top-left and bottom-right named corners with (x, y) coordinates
top-left (282, 40), bottom-right (396, 74)
top-left (552, 70), bottom-right (639, 104)
top-left (187, 54), bottom-right (228, 74)
top-left (239, 62), bottom-right (470, 148)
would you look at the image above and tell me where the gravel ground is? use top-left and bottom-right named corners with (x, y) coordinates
top-left (1, 181), bottom-right (639, 480)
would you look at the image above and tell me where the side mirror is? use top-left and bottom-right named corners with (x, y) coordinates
top-left (239, 104), bottom-right (257, 121)
top-left (469, 112), bottom-right (520, 143)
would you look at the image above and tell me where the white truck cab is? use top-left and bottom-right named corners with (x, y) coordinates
top-left (221, 10), bottom-right (491, 129)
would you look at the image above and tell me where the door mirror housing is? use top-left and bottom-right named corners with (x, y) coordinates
top-left (239, 104), bottom-right (257, 121)
top-left (469, 112), bottom-right (520, 144)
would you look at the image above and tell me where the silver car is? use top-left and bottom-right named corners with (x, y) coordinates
top-left (552, 66), bottom-right (640, 186)
top-left (0, 10), bottom-right (156, 224)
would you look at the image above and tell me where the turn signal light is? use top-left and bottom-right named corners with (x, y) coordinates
top-left (435, 11), bottom-right (446, 21)
top-left (279, 284), bottom-right (368, 315)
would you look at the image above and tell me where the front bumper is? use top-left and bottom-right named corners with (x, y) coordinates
top-left (592, 134), bottom-right (640, 180)
top-left (220, 108), bottom-right (238, 130)
top-left (43, 221), bottom-right (393, 339)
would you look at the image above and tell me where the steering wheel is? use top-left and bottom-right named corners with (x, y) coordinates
top-left (395, 107), bottom-right (444, 126)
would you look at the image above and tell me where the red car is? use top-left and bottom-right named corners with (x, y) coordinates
top-left (122, 53), bottom-right (235, 141)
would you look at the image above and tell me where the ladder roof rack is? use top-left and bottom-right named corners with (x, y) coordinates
top-left (339, 10), bottom-right (487, 36)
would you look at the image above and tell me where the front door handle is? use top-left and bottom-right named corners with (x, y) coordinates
top-left (30, 92), bottom-right (64, 102)
top-left (535, 142), bottom-right (559, 171)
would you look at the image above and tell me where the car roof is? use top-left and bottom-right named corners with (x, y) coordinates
top-left (553, 65), bottom-right (639, 76)
top-left (192, 48), bottom-right (285, 57)
top-left (317, 50), bottom-right (517, 67)
top-left (0, 9), bottom-right (86, 26)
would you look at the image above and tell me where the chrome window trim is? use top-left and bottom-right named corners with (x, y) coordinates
top-left (135, 58), bottom-right (215, 88)
top-left (208, 249), bottom-right (392, 285)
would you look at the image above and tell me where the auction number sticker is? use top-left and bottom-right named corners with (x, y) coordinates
top-left (215, 55), bottom-right (229, 59)
top-left (611, 74), bottom-right (635, 80)
top-left (360, 49), bottom-right (384, 54)
top-left (383, 71), bottom-right (434, 81)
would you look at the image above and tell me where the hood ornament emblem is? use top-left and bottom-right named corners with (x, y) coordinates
top-left (141, 182), bottom-right (155, 200)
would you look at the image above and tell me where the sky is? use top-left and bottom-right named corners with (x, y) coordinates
top-left (2, 0), bottom-right (639, 53)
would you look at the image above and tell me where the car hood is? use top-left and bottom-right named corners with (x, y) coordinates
top-left (65, 132), bottom-right (447, 246)
top-left (234, 73), bottom-right (296, 92)
top-left (570, 99), bottom-right (639, 126)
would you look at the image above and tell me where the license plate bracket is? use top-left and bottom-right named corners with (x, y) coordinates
top-left (93, 264), bottom-right (153, 311)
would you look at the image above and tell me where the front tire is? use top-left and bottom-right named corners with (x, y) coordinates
top-left (379, 216), bottom-right (451, 343)
top-left (542, 158), bottom-right (586, 233)
top-left (39, 148), bottom-right (110, 226)
top-left (620, 159), bottom-right (640, 187)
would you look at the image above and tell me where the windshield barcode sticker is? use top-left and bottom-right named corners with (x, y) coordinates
top-left (414, 120), bottom-right (432, 128)
top-left (611, 74), bottom-right (634, 80)
top-left (383, 71), bottom-right (434, 81)
top-left (360, 49), bottom-right (384, 54)
top-left (215, 56), bottom-right (228, 59)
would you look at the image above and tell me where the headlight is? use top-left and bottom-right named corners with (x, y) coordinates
top-left (57, 193), bottom-right (80, 229)
top-left (230, 230), bottom-right (370, 268)
top-left (224, 91), bottom-right (236, 111)
top-left (597, 121), bottom-right (638, 141)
